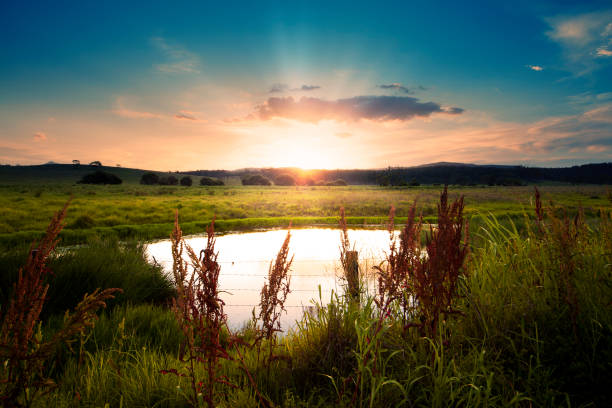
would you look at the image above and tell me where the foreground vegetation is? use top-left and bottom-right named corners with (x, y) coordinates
top-left (1, 187), bottom-right (611, 407)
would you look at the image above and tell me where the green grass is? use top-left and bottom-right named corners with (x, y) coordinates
top-left (2, 185), bottom-right (612, 407)
top-left (0, 238), bottom-right (175, 316)
top-left (1, 182), bottom-right (610, 247)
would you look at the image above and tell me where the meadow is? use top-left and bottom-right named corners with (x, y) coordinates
top-left (1, 183), bottom-right (612, 407)
top-left (0, 182), bottom-right (610, 248)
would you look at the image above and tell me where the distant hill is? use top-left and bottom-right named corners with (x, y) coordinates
top-left (187, 162), bottom-right (612, 186)
top-left (1, 162), bottom-right (610, 186)
top-left (0, 164), bottom-right (201, 185)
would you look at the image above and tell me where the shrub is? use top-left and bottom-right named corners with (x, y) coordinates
top-left (159, 175), bottom-right (178, 186)
top-left (78, 170), bottom-right (122, 185)
top-left (325, 179), bottom-right (348, 186)
top-left (242, 174), bottom-right (272, 186)
top-left (274, 174), bottom-right (296, 186)
top-left (69, 214), bottom-right (96, 229)
top-left (180, 176), bottom-right (193, 186)
top-left (200, 176), bottom-right (224, 186)
top-left (140, 172), bottom-right (159, 185)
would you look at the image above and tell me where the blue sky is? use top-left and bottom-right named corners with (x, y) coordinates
top-left (1, 0), bottom-right (611, 169)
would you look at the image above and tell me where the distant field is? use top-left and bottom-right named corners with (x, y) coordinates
top-left (1, 177), bottom-right (610, 247)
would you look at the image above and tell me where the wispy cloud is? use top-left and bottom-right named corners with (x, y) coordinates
top-left (113, 98), bottom-right (163, 119)
top-left (269, 83), bottom-right (321, 93)
top-left (269, 83), bottom-right (289, 93)
top-left (300, 84), bottom-right (320, 91)
top-left (377, 83), bottom-right (414, 94)
top-left (151, 37), bottom-right (201, 74)
top-left (335, 132), bottom-right (352, 138)
top-left (253, 95), bottom-right (463, 123)
top-left (33, 132), bottom-right (47, 141)
top-left (546, 11), bottom-right (612, 75)
top-left (527, 65), bottom-right (544, 71)
top-left (174, 110), bottom-right (206, 122)
top-left (596, 46), bottom-right (612, 56)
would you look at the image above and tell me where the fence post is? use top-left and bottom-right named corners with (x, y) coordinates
top-left (344, 250), bottom-right (359, 303)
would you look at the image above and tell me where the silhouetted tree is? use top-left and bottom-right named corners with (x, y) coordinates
top-left (140, 172), bottom-right (160, 185)
top-left (242, 174), bottom-right (272, 186)
top-left (72, 160), bottom-right (80, 169)
top-left (274, 173), bottom-right (296, 186)
top-left (200, 177), bottom-right (224, 186)
top-left (89, 161), bottom-right (102, 166)
top-left (325, 179), bottom-right (348, 186)
top-left (159, 175), bottom-right (178, 185)
top-left (78, 170), bottom-right (122, 185)
top-left (180, 176), bottom-right (193, 186)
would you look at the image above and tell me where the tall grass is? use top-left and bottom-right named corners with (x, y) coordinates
top-left (2, 187), bottom-right (611, 407)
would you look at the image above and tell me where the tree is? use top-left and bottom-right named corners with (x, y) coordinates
top-left (180, 176), bottom-right (193, 186)
top-left (89, 161), bottom-right (102, 166)
top-left (140, 172), bottom-right (159, 185)
top-left (274, 174), bottom-right (296, 186)
top-left (78, 170), bottom-right (122, 185)
top-left (241, 174), bottom-right (272, 186)
top-left (325, 179), bottom-right (348, 186)
top-left (159, 175), bottom-right (179, 185)
top-left (200, 177), bottom-right (224, 186)
top-left (72, 160), bottom-right (80, 168)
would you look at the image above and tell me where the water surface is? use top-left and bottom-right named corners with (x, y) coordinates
top-left (146, 228), bottom-right (395, 329)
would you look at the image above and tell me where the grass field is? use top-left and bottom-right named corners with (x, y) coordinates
top-left (1, 179), bottom-right (611, 248)
top-left (1, 185), bottom-right (611, 407)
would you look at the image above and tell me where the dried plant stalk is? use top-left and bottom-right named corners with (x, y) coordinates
top-left (169, 212), bottom-right (233, 408)
top-left (412, 186), bottom-right (469, 336)
top-left (259, 227), bottom-right (293, 341)
top-left (0, 201), bottom-right (120, 407)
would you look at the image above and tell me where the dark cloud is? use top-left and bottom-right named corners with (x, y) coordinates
top-left (300, 85), bottom-right (321, 91)
top-left (377, 83), bottom-right (414, 94)
top-left (269, 83), bottom-right (289, 93)
top-left (377, 83), bottom-right (428, 94)
top-left (174, 112), bottom-right (198, 120)
top-left (255, 95), bottom-right (464, 122)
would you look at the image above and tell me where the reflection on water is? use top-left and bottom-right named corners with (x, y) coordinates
top-left (145, 228), bottom-right (395, 330)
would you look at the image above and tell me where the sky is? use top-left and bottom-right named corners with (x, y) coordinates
top-left (0, 0), bottom-right (611, 170)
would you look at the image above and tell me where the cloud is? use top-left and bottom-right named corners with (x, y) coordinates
top-left (377, 83), bottom-right (414, 94)
top-left (300, 85), bottom-right (320, 91)
top-left (596, 46), bottom-right (612, 56)
top-left (528, 65), bottom-right (544, 71)
top-left (269, 83), bottom-right (322, 92)
top-left (335, 132), bottom-right (352, 138)
top-left (269, 83), bottom-right (289, 93)
top-left (518, 105), bottom-right (612, 153)
top-left (33, 132), bottom-right (47, 141)
top-left (151, 37), bottom-right (200, 74)
top-left (113, 99), bottom-right (163, 119)
top-left (174, 110), bottom-right (206, 122)
top-left (254, 95), bottom-right (464, 123)
top-left (546, 11), bottom-right (612, 75)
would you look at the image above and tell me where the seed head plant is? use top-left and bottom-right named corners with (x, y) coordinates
top-left (0, 201), bottom-right (120, 407)
top-left (169, 212), bottom-right (233, 408)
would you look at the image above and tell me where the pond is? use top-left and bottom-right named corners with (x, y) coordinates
top-left (145, 228), bottom-right (397, 330)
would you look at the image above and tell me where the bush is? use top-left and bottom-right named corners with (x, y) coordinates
top-left (325, 179), bottom-right (348, 186)
top-left (274, 174), bottom-right (296, 186)
top-left (140, 172), bottom-right (159, 185)
top-left (159, 175), bottom-right (178, 186)
top-left (200, 177), bottom-right (224, 186)
top-left (0, 239), bottom-right (175, 317)
top-left (78, 170), bottom-right (122, 185)
top-left (242, 174), bottom-right (272, 186)
top-left (180, 176), bottom-right (193, 186)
